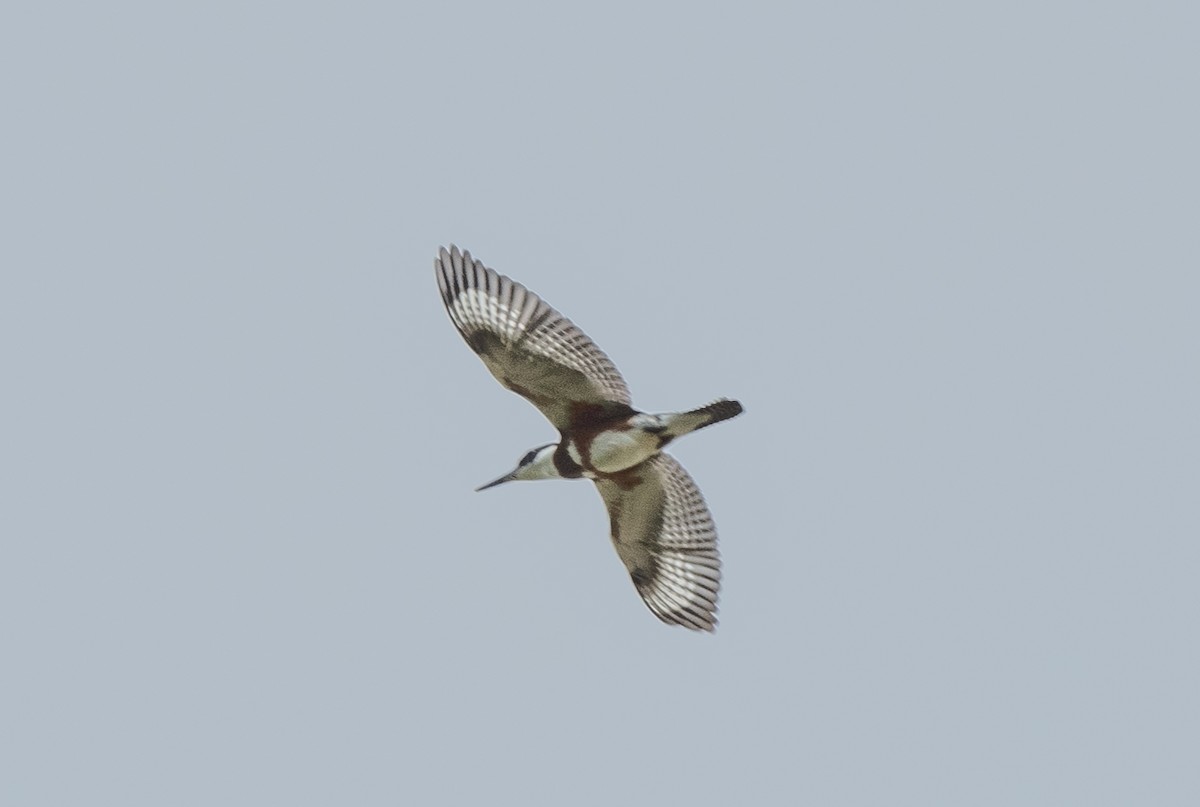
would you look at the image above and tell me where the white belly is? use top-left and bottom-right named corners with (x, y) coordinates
top-left (585, 428), bottom-right (661, 474)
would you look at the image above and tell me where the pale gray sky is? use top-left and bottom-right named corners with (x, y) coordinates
top-left (2, 2), bottom-right (1198, 805)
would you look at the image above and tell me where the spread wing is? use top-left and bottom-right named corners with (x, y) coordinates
top-left (594, 453), bottom-right (722, 631)
top-left (435, 245), bottom-right (633, 430)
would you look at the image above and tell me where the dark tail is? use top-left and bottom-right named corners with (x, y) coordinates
top-left (663, 398), bottom-right (744, 438)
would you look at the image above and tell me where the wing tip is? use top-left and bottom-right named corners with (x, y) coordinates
top-left (434, 244), bottom-right (484, 296)
top-left (435, 244), bottom-right (478, 305)
top-left (654, 602), bottom-right (719, 632)
top-left (633, 568), bottom-right (720, 632)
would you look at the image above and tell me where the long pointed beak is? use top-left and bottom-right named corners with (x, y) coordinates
top-left (475, 470), bottom-right (518, 492)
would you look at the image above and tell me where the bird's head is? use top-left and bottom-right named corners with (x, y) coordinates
top-left (475, 443), bottom-right (560, 491)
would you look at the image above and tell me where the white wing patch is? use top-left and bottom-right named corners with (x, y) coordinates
top-left (447, 287), bottom-right (535, 346)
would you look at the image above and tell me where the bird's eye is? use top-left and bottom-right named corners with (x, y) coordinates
top-left (521, 450), bottom-right (537, 465)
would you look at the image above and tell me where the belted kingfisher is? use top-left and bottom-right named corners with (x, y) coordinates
top-left (435, 245), bottom-right (743, 631)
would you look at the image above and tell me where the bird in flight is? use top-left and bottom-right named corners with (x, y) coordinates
top-left (435, 245), bottom-right (742, 631)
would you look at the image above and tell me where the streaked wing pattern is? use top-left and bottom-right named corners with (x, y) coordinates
top-left (435, 245), bottom-right (632, 430)
top-left (594, 453), bottom-right (721, 631)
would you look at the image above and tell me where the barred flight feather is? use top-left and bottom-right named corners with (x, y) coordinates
top-left (595, 453), bottom-right (722, 631)
top-left (435, 245), bottom-right (632, 430)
